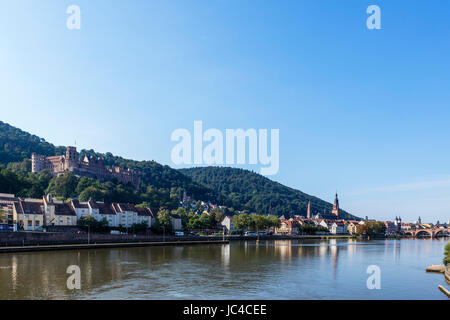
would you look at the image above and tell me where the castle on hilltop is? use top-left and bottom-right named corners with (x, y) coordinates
top-left (31, 147), bottom-right (141, 188)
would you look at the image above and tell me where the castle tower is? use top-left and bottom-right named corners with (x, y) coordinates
top-left (64, 146), bottom-right (77, 171)
top-left (331, 192), bottom-right (339, 217)
top-left (31, 153), bottom-right (46, 173)
top-left (417, 216), bottom-right (422, 224)
top-left (307, 201), bottom-right (311, 219)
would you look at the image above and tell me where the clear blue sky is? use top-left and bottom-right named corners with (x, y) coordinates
top-left (1, 0), bottom-right (449, 223)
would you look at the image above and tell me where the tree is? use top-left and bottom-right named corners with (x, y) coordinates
top-left (299, 224), bottom-right (329, 235)
top-left (444, 242), bottom-right (450, 265)
top-left (198, 213), bottom-right (214, 229)
top-left (157, 209), bottom-right (172, 232)
top-left (356, 221), bottom-right (386, 235)
top-left (187, 215), bottom-right (203, 230)
top-left (251, 214), bottom-right (269, 231)
top-left (268, 215), bottom-right (280, 228)
top-left (131, 221), bottom-right (149, 234)
top-left (46, 172), bottom-right (78, 198)
top-left (77, 215), bottom-right (109, 233)
top-left (0, 208), bottom-right (8, 223)
top-left (233, 214), bottom-right (252, 232)
top-left (215, 211), bottom-right (224, 223)
top-left (79, 186), bottom-right (104, 202)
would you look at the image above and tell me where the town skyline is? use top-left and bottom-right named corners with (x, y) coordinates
top-left (2, 1), bottom-right (450, 222)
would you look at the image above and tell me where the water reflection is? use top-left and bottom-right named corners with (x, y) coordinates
top-left (0, 239), bottom-right (447, 300)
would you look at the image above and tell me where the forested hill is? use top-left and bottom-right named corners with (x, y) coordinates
top-left (0, 121), bottom-right (357, 219)
top-left (0, 121), bottom-right (215, 206)
top-left (180, 167), bottom-right (358, 220)
top-left (0, 120), bottom-right (65, 164)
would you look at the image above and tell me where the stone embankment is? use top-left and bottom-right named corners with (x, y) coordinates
top-left (426, 264), bottom-right (446, 273)
top-left (426, 264), bottom-right (450, 298)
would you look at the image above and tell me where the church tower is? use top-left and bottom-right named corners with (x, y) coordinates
top-left (332, 192), bottom-right (339, 217)
top-left (307, 201), bottom-right (311, 219)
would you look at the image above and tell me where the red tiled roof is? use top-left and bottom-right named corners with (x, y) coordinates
top-left (135, 207), bottom-right (152, 216)
top-left (117, 203), bottom-right (137, 212)
top-left (54, 203), bottom-right (76, 216)
top-left (88, 199), bottom-right (99, 209)
top-left (282, 220), bottom-right (300, 228)
top-left (0, 196), bottom-right (18, 203)
top-left (14, 201), bottom-right (43, 215)
top-left (96, 203), bottom-right (115, 215)
top-left (71, 199), bottom-right (89, 209)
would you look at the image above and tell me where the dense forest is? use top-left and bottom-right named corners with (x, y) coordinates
top-left (0, 121), bottom-right (217, 207)
top-left (180, 167), bottom-right (358, 219)
top-left (0, 121), bottom-right (358, 219)
top-left (0, 121), bottom-right (66, 164)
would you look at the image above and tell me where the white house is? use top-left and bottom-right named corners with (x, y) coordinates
top-left (170, 214), bottom-right (182, 231)
top-left (70, 199), bottom-right (91, 220)
top-left (43, 194), bottom-right (77, 226)
top-left (112, 203), bottom-right (138, 228)
top-left (318, 220), bottom-right (329, 229)
top-left (330, 221), bottom-right (347, 235)
top-left (220, 216), bottom-right (235, 233)
top-left (12, 199), bottom-right (44, 231)
top-left (96, 202), bottom-right (117, 227)
top-left (70, 199), bottom-right (118, 227)
top-left (135, 206), bottom-right (154, 227)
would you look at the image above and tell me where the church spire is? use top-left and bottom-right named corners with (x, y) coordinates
top-left (307, 201), bottom-right (311, 219)
top-left (332, 191), bottom-right (340, 217)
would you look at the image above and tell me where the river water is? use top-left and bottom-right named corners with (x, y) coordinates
top-left (0, 238), bottom-right (448, 300)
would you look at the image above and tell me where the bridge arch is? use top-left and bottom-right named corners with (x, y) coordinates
top-left (415, 230), bottom-right (432, 237)
top-left (434, 229), bottom-right (450, 237)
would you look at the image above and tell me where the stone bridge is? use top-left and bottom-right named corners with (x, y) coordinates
top-left (404, 228), bottom-right (450, 238)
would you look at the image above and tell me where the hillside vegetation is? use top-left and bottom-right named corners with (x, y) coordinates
top-left (180, 167), bottom-right (357, 219)
top-left (0, 121), bottom-right (357, 218)
top-left (0, 121), bottom-right (216, 207)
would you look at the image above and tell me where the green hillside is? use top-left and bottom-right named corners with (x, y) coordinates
top-left (180, 167), bottom-right (358, 219)
top-left (0, 120), bottom-right (65, 164)
top-left (0, 121), bottom-right (357, 219)
top-left (0, 121), bottom-right (216, 207)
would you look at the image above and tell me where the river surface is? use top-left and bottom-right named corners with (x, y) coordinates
top-left (0, 238), bottom-right (448, 299)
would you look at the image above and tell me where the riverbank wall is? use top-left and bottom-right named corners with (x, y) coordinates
top-left (0, 232), bottom-right (353, 253)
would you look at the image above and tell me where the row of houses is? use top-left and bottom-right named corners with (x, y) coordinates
top-left (276, 218), bottom-right (362, 235)
top-left (222, 214), bottom-right (450, 236)
top-left (0, 193), bottom-right (182, 231)
top-left (220, 215), bottom-right (363, 235)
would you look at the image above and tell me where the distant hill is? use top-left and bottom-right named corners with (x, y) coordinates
top-left (0, 121), bottom-right (65, 164)
top-left (180, 167), bottom-right (358, 219)
top-left (0, 121), bottom-right (216, 205)
top-left (0, 121), bottom-right (358, 219)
